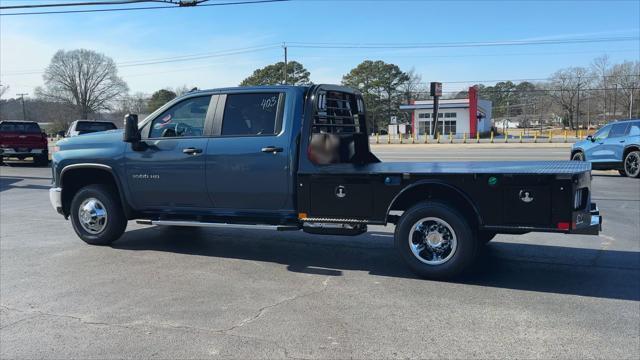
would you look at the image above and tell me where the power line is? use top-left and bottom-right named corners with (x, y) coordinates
top-left (0, 1), bottom-right (177, 10)
top-left (412, 87), bottom-right (640, 94)
top-left (286, 36), bottom-right (639, 49)
top-left (418, 74), bottom-right (640, 85)
top-left (0, 0), bottom-right (288, 16)
top-left (1, 44), bottom-right (281, 76)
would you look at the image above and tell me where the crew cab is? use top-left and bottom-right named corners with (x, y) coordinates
top-left (0, 120), bottom-right (48, 166)
top-left (49, 85), bottom-right (602, 279)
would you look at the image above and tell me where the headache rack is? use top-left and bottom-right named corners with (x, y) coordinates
top-left (313, 91), bottom-right (366, 134)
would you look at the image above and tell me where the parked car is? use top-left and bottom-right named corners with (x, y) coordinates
top-left (66, 120), bottom-right (117, 137)
top-left (0, 120), bottom-right (49, 166)
top-left (571, 119), bottom-right (640, 178)
top-left (49, 85), bottom-right (601, 280)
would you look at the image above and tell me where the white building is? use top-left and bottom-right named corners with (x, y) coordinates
top-left (399, 86), bottom-right (493, 137)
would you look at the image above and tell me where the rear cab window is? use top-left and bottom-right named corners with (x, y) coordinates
top-left (221, 93), bottom-right (283, 136)
top-left (0, 122), bottom-right (41, 133)
top-left (76, 122), bottom-right (116, 133)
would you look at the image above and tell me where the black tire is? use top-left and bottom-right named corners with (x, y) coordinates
top-left (478, 231), bottom-right (497, 244)
top-left (572, 151), bottom-right (585, 161)
top-left (618, 170), bottom-right (627, 177)
top-left (395, 202), bottom-right (477, 280)
top-left (70, 184), bottom-right (127, 245)
top-left (623, 150), bottom-right (640, 178)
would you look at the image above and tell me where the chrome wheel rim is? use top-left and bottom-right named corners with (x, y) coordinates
top-left (78, 198), bottom-right (108, 234)
top-left (408, 217), bottom-right (458, 265)
top-left (625, 152), bottom-right (639, 177)
top-left (572, 152), bottom-right (584, 161)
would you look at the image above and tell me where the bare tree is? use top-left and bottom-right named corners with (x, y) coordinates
top-left (591, 55), bottom-right (611, 122)
top-left (173, 85), bottom-right (194, 97)
top-left (36, 49), bottom-right (128, 118)
top-left (116, 92), bottom-right (149, 115)
top-left (398, 68), bottom-right (425, 104)
top-left (548, 67), bottom-right (593, 130)
top-left (609, 61), bottom-right (640, 119)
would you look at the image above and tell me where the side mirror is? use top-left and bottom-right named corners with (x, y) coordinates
top-left (56, 130), bottom-right (66, 138)
top-left (123, 114), bottom-right (140, 143)
top-left (586, 135), bottom-right (594, 142)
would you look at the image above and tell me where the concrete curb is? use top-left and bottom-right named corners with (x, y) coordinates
top-left (371, 143), bottom-right (573, 149)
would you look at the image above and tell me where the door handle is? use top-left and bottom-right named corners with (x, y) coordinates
top-left (620, 140), bottom-right (626, 143)
top-left (261, 146), bottom-right (283, 154)
top-left (182, 147), bottom-right (203, 155)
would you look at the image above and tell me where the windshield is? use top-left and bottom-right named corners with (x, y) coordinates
top-left (0, 122), bottom-right (41, 133)
top-left (593, 125), bottom-right (610, 140)
top-left (75, 122), bottom-right (117, 134)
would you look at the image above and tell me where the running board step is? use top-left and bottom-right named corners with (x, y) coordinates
top-left (136, 219), bottom-right (300, 231)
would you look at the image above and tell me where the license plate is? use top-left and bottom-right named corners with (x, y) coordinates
top-left (17, 148), bottom-right (29, 152)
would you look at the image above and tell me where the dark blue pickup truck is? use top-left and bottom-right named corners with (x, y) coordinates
top-left (49, 85), bottom-right (602, 279)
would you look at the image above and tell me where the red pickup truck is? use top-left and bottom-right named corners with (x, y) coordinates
top-left (0, 120), bottom-right (49, 166)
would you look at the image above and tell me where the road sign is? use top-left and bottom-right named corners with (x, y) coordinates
top-left (390, 116), bottom-right (397, 124)
top-left (430, 82), bottom-right (442, 97)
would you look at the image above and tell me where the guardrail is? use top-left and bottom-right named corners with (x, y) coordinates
top-left (371, 130), bottom-right (589, 145)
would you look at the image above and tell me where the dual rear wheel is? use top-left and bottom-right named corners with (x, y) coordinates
top-left (395, 202), bottom-right (479, 279)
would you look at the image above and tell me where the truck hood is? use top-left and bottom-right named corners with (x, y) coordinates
top-left (310, 160), bottom-right (592, 175)
top-left (57, 129), bottom-right (123, 150)
top-left (573, 139), bottom-right (592, 149)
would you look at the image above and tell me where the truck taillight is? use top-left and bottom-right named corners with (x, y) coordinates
top-left (574, 188), bottom-right (588, 210)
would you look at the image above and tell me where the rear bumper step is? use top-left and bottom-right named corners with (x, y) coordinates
top-left (571, 203), bottom-right (602, 235)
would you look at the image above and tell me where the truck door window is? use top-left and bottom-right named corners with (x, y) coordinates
top-left (149, 95), bottom-right (211, 138)
top-left (221, 93), bottom-right (282, 136)
top-left (609, 123), bottom-right (629, 138)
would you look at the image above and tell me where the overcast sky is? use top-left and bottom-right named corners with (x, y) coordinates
top-left (1, 0), bottom-right (639, 99)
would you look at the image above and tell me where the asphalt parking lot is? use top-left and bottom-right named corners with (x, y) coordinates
top-left (1, 146), bottom-right (639, 359)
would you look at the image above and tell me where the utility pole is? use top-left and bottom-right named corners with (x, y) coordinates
top-left (587, 95), bottom-right (591, 129)
top-left (17, 93), bottom-right (28, 120)
top-left (612, 83), bottom-right (618, 121)
top-left (282, 43), bottom-right (288, 85)
top-left (430, 82), bottom-right (442, 140)
top-left (576, 79), bottom-right (580, 137)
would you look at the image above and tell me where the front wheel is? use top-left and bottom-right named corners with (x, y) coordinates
top-left (70, 184), bottom-right (127, 245)
top-left (624, 151), bottom-right (640, 178)
top-left (395, 202), bottom-right (477, 279)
